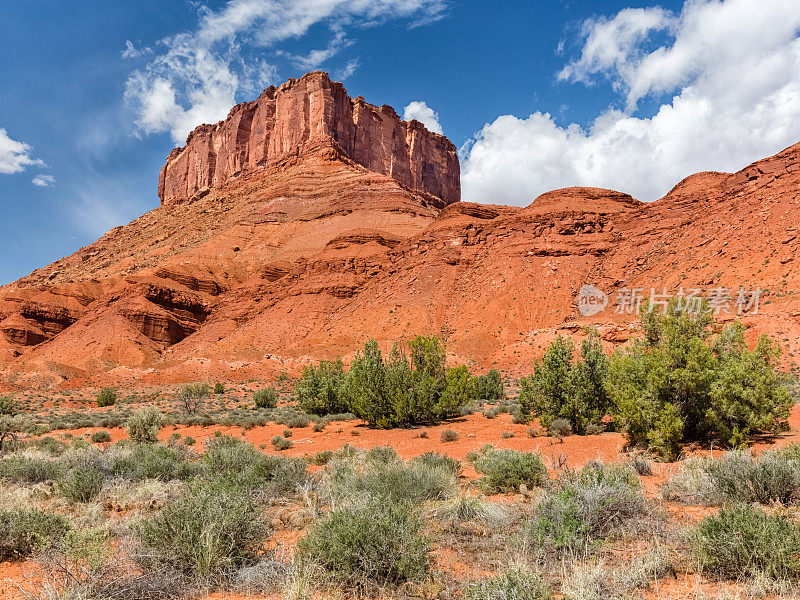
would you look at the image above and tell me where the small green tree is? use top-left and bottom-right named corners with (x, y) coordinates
top-left (519, 330), bottom-right (609, 434)
top-left (295, 358), bottom-right (348, 415)
top-left (469, 369), bottom-right (505, 402)
top-left (345, 337), bottom-right (471, 428)
top-left (609, 300), bottom-right (791, 460)
top-left (127, 407), bottom-right (163, 444)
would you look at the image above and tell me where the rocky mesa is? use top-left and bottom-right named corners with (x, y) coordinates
top-left (158, 71), bottom-right (460, 207)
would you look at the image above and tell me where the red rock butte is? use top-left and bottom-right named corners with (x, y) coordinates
top-left (158, 71), bottom-right (460, 207)
top-left (1, 71), bottom-right (800, 389)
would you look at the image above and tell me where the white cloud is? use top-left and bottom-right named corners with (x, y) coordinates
top-left (335, 58), bottom-right (361, 81)
top-left (403, 100), bottom-right (443, 134)
top-left (0, 128), bottom-right (43, 175)
top-left (462, 0), bottom-right (800, 206)
top-left (32, 174), bottom-right (55, 187)
top-left (121, 40), bottom-right (152, 59)
top-left (125, 0), bottom-right (447, 143)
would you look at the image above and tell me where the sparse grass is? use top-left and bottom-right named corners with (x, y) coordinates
top-left (663, 447), bottom-right (800, 505)
top-left (433, 492), bottom-right (509, 528)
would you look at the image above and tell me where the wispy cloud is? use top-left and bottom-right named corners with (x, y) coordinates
top-left (125, 0), bottom-right (448, 143)
top-left (121, 40), bottom-right (152, 59)
top-left (0, 128), bottom-right (44, 175)
top-left (32, 174), bottom-right (55, 187)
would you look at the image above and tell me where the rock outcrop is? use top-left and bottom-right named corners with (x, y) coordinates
top-left (157, 71), bottom-right (460, 207)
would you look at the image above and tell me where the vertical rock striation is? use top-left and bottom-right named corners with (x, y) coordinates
top-left (157, 71), bottom-right (461, 207)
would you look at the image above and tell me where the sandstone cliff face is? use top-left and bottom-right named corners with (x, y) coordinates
top-left (157, 71), bottom-right (461, 207)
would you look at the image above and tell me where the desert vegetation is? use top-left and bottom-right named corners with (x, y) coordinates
top-left (0, 319), bottom-right (796, 600)
top-left (296, 336), bottom-right (504, 427)
top-left (522, 302), bottom-right (792, 459)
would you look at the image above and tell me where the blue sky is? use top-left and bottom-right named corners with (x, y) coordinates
top-left (2, 0), bottom-right (800, 285)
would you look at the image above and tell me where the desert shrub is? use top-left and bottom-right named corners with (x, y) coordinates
top-left (32, 435), bottom-right (69, 456)
top-left (413, 451), bottom-right (462, 476)
top-left (298, 499), bottom-right (429, 587)
top-left (58, 465), bottom-right (104, 502)
top-left (434, 492), bottom-right (508, 528)
top-left (549, 418), bottom-right (572, 438)
top-left (254, 387), bottom-right (279, 409)
top-left (585, 422), bottom-right (605, 435)
top-left (177, 383), bottom-right (209, 414)
top-left (0, 455), bottom-right (62, 483)
top-left (466, 566), bottom-right (552, 600)
top-left (271, 435), bottom-right (293, 451)
top-left (127, 407), bottom-right (163, 443)
top-left (469, 369), bottom-right (506, 403)
top-left (0, 396), bottom-right (14, 415)
top-left (440, 429), bottom-right (459, 443)
top-left (692, 503), bottom-right (800, 579)
top-left (474, 449), bottom-right (547, 494)
top-left (0, 508), bottom-right (71, 560)
top-left (295, 357), bottom-right (348, 415)
top-left (664, 448), bottom-right (800, 505)
top-left (0, 397), bottom-right (23, 453)
top-left (609, 303), bottom-right (791, 460)
top-left (90, 430), bottom-right (112, 444)
top-left (531, 462), bottom-right (648, 553)
top-left (214, 382), bottom-right (225, 395)
top-left (203, 435), bottom-right (306, 494)
top-left (309, 450), bottom-right (335, 466)
top-left (365, 445), bottom-right (398, 465)
top-left (629, 453), bottom-right (654, 476)
top-left (111, 442), bottom-right (196, 481)
top-left (96, 387), bottom-right (117, 407)
top-left (519, 329), bottom-right (611, 435)
top-left (276, 411), bottom-right (311, 428)
top-left (136, 482), bottom-right (271, 576)
top-left (313, 421), bottom-right (326, 432)
top-left (329, 453), bottom-right (456, 504)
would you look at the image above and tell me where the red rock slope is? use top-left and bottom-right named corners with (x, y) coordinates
top-left (1, 72), bottom-right (800, 388)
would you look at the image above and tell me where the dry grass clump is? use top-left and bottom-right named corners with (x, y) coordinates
top-left (663, 446), bottom-right (800, 505)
